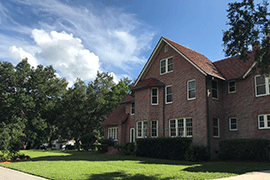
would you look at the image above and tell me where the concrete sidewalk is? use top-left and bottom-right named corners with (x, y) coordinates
top-left (212, 170), bottom-right (270, 180)
top-left (0, 166), bottom-right (48, 180)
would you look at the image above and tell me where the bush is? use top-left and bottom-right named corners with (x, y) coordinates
top-left (120, 143), bottom-right (136, 155)
top-left (81, 133), bottom-right (96, 151)
top-left (219, 138), bottom-right (270, 161)
top-left (185, 145), bottom-right (209, 162)
top-left (136, 137), bottom-right (192, 160)
top-left (96, 138), bottom-right (115, 153)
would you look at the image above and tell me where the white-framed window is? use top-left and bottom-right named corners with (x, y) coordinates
top-left (131, 102), bottom-right (135, 115)
top-left (169, 118), bottom-right (193, 137)
top-left (228, 81), bottom-right (236, 93)
top-left (212, 80), bottom-right (218, 99)
top-left (229, 117), bottom-right (238, 131)
top-left (151, 120), bottom-right (158, 137)
top-left (160, 57), bottom-right (173, 75)
top-left (255, 75), bottom-right (270, 97)
top-left (213, 117), bottom-right (219, 138)
top-left (166, 85), bottom-right (172, 104)
top-left (258, 114), bottom-right (270, 129)
top-left (137, 121), bottom-right (148, 138)
top-left (108, 127), bottom-right (118, 141)
top-left (187, 79), bottom-right (196, 100)
top-left (151, 88), bottom-right (158, 105)
top-left (130, 128), bottom-right (135, 143)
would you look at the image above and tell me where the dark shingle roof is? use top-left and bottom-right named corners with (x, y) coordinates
top-left (121, 95), bottom-right (135, 104)
top-left (214, 55), bottom-right (254, 80)
top-left (101, 104), bottom-right (128, 126)
top-left (132, 77), bottom-right (164, 90)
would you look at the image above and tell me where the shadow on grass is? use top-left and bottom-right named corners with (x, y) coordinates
top-left (86, 171), bottom-right (173, 180)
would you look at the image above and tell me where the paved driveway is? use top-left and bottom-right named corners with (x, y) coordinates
top-left (212, 170), bottom-right (270, 180)
top-left (0, 166), bottom-right (48, 180)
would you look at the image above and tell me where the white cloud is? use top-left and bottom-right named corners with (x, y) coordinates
top-left (32, 29), bottom-right (100, 86)
top-left (8, 46), bottom-right (38, 67)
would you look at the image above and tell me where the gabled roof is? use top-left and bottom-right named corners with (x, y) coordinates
top-left (213, 54), bottom-right (256, 80)
top-left (121, 95), bottom-right (135, 104)
top-left (101, 104), bottom-right (128, 126)
top-left (135, 37), bottom-right (225, 86)
top-left (132, 77), bottom-right (164, 90)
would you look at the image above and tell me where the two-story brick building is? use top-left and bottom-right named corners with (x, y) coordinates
top-left (101, 37), bottom-right (270, 157)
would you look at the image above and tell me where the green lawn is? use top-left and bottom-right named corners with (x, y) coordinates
top-left (1, 150), bottom-right (270, 180)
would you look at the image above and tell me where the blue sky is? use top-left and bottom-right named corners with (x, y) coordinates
top-left (0, 0), bottom-right (250, 86)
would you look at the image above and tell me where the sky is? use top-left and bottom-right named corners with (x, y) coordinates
top-left (0, 0), bottom-right (256, 86)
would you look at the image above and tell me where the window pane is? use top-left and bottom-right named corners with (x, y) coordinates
top-left (166, 86), bottom-right (172, 103)
top-left (167, 86), bottom-right (172, 94)
top-left (189, 90), bottom-right (196, 99)
top-left (170, 120), bottom-right (176, 136)
top-left (212, 80), bottom-right (217, 89)
top-left (259, 116), bottom-right (264, 128)
top-left (229, 81), bottom-right (236, 92)
top-left (138, 122), bottom-right (142, 137)
top-left (152, 89), bottom-right (157, 95)
top-left (152, 89), bottom-right (158, 104)
top-left (151, 121), bottom-right (157, 137)
top-left (161, 60), bottom-right (166, 74)
top-left (256, 76), bottom-right (265, 85)
top-left (131, 102), bottom-right (135, 114)
top-left (257, 85), bottom-right (266, 95)
top-left (188, 81), bottom-right (195, 89)
top-left (168, 58), bottom-right (173, 72)
top-left (186, 118), bottom-right (193, 136)
top-left (143, 122), bottom-right (147, 137)
top-left (230, 118), bottom-right (237, 130)
top-left (268, 116), bottom-right (270, 127)
top-left (178, 119), bottom-right (184, 137)
top-left (213, 118), bottom-right (219, 137)
top-left (212, 89), bottom-right (218, 99)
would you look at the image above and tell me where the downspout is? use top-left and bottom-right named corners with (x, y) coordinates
top-left (163, 87), bottom-right (165, 136)
top-left (206, 75), bottom-right (211, 159)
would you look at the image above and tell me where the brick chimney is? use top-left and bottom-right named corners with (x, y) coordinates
top-left (252, 41), bottom-right (260, 51)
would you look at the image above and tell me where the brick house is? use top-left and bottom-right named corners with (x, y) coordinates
top-left (101, 37), bottom-right (270, 157)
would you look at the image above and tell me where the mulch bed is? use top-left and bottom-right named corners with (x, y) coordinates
top-left (0, 158), bottom-right (27, 164)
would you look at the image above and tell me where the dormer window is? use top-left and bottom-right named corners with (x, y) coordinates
top-left (160, 57), bottom-right (173, 75)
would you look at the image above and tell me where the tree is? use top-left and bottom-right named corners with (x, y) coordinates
top-left (223, 0), bottom-right (270, 74)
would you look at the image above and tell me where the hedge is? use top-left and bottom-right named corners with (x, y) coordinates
top-left (185, 145), bottom-right (210, 162)
top-left (219, 138), bottom-right (270, 161)
top-left (136, 137), bottom-right (192, 160)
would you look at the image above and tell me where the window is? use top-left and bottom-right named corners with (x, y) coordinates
top-left (108, 127), bottom-right (118, 141)
top-left (255, 76), bottom-right (270, 96)
top-left (131, 102), bottom-right (135, 115)
top-left (228, 81), bottom-right (236, 93)
top-left (137, 121), bottom-right (148, 138)
top-left (130, 128), bottom-right (135, 143)
top-left (160, 57), bottom-right (173, 74)
top-left (213, 117), bottom-right (219, 137)
top-left (229, 117), bottom-right (237, 131)
top-left (151, 121), bottom-right (158, 137)
top-left (258, 114), bottom-right (270, 129)
top-left (164, 44), bottom-right (168, 53)
top-left (166, 85), bottom-right (172, 104)
top-left (187, 79), bottom-right (196, 100)
top-left (212, 80), bottom-right (218, 99)
top-left (169, 118), bottom-right (193, 137)
top-left (151, 88), bottom-right (158, 105)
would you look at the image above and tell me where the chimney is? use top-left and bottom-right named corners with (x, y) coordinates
top-left (252, 41), bottom-right (260, 51)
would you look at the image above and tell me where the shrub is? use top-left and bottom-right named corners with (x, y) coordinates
top-left (120, 143), bottom-right (136, 155)
top-left (81, 133), bottom-right (96, 151)
top-left (185, 145), bottom-right (209, 162)
top-left (96, 138), bottom-right (115, 153)
top-left (136, 137), bottom-right (192, 160)
top-left (219, 138), bottom-right (270, 161)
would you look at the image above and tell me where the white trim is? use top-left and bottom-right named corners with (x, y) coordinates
top-left (136, 121), bottom-right (148, 138)
top-left (255, 75), bottom-right (270, 97)
top-left (108, 127), bottom-right (118, 141)
top-left (151, 120), bottom-right (158, 137)
top-left (130, 128), bottom-right (135, 143)
top-left (169, 118), bottom-right (193, 138)
top-left (243, 62), bottom-right (257, 79)
top-left (213, 117), bottom-right (220, 138)
top-left (229, 117), bottom-right (238, 131)
top-left (165, 85), bottom-right (173, 104)
top-left (151, 88), bottom-right (158, 105)
top-left (187, 79), bottom-right (196, 100)
top-left (160, 56), bottom-right (173, 75)
top-left (228, 80), bottom-right (236, 93)
top-left (258, 114), bottom-right (270, 129)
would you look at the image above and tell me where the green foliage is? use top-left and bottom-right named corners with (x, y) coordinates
top-left (120, 142), bottom-right (136, 155)
top-left (219, 138), bottom-right (270, 161)
top-left (185, 145), bottom-right (210, 162)
top-left (223, 0), bottom-right (270, 75)
top-left (136, 137), bottom-right (192, 160)
top-left (96, 138), bottom-right (115, 153)
top-left (81, 133), bottom-right (97, 150)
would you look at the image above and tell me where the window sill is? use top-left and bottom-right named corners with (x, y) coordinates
top-left (256, 93), bottom-right (270, 97)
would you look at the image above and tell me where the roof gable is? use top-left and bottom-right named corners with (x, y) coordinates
top-left (135, 37), bottom-right (224, 86)
top-left (132, 77), bottom-right (164, 90)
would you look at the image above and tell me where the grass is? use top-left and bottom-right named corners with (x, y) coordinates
top-left (0, 150), bottom-right (270, 180)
